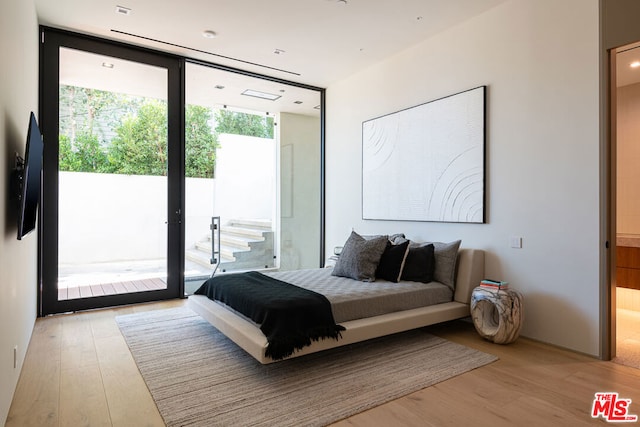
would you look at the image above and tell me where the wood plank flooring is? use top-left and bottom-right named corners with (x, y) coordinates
top-left (58, 278), bottom-right (167, 301)
top-left (6, 299), bottom-right (640, 426)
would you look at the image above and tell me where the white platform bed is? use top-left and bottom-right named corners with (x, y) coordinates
top-left (188, 248), bottom-right (484, 364)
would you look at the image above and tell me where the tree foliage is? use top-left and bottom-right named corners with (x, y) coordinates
top-left (214, 109), bottom-right (274, 139)
top-left (186, 105), bottom-right (218, 178)
top-left (105, 100), bottom-right (169, 176)
top-left (59, 86), bottom-right (219, 178)
top-left (58, 85), bottom-right (274, 178)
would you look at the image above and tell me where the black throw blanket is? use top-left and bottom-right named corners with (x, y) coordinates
top-left (194, 271), bottom-right (345, 360)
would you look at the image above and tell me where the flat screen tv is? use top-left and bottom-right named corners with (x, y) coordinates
top-left (16, 112), bottom-right (44, 240)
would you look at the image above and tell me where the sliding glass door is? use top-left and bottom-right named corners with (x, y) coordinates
top-left (183, 61), bottom-right (323, 294)
top-left (39, 28), bottom-right (326, 314)
top-left (40, 29), bottom-right (184, 315)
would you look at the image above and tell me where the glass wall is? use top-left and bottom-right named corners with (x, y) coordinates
top-left (184, 62), bottom-right (322, 293)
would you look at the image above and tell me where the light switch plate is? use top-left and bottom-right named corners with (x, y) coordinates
top-left (510, 236), bottom-right (522, 249)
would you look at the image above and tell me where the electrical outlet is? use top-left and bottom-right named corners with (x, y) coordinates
top-left (13, 346), bottom-right (17, 369)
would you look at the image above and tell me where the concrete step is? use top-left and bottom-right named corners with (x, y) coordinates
top-left (223, 225), bottom-right (268, 240)
top-left (186, 249), bottom-right (211, 266)
top-left (228, 218), bottom-right (272, 230)
top-left (186, 248), bottom-right (234, 267)
top-left (195, 239), bottom-right (252, 254)
top-left (203, 233), bottom-right (261, 250)
top-left (219, 255), bottom-right (275, 272)
top-left (221, 233), bottom-right (259, 250)
top-left (191, 219), bottom-right (275, 271)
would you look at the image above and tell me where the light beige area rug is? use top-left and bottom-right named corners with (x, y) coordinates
top-left (116, 307), bottom-right (497, 427)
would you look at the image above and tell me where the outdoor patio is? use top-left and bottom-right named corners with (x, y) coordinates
top-left (57, 258), bottom-right (213, 300)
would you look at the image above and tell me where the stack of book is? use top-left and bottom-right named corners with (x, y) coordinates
top-left (480, 279), bottom-right (509, 290)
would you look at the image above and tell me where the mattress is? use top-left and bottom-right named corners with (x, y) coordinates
top-left (263, 268), bottom-right (453, 323)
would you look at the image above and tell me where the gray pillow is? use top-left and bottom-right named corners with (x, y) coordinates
top-left (430, 240), bottom-right (462, 289)
top-left (396, 238), bottom-right (461, 289)
top-left (363, 233), bottom-right (405, 242)
top-left (331, 231), bottom-right (388, 281)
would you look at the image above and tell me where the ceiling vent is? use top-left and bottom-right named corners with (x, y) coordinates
top-left (115, 6), bottom-right (131, 15)
top-left (242, 89), bottom-right (281, 101)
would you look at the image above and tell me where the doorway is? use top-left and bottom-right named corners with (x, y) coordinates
top-left (40, 28), bottom-right (184, 315)
top-left (613, 40), bottom-right (640, 369)
top-left (182, 61), bottom-right (323, 293)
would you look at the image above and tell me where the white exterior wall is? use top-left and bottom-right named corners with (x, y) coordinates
top-left (58, 133), bottom-right (275, 264)
top-left (212, 133), bottom-right (275, 224)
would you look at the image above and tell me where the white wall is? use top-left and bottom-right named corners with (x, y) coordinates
top-left (325, 0), bottom-right (601, 355)
top-left (279, 113), bottom-right (321, 270)
top-left (0, 0), bottom-right (38, 424)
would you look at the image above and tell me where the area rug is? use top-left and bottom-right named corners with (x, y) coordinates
top-left (116, 307), bottom-right (497, 427)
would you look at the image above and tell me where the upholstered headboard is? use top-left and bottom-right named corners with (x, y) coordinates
top-left (454, 248), bottom-right (485, 305)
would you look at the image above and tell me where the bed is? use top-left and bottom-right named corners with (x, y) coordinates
top-left (188, 235), bottom-right (485, 364)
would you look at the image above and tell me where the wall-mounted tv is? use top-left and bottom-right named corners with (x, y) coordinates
top-left (16, 112), bottom-right (44, 240)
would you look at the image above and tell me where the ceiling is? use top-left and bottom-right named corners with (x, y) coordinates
top-left (36, 0), bottom-right (508, 116)
top-left (617, 41), bottom-right (640, 87)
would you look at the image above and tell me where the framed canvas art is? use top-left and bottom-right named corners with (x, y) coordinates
top-left (362, 86), bottom-right (486, 223)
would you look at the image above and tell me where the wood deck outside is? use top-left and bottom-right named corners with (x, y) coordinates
top-left (58, 277), bottom-right (167, 301)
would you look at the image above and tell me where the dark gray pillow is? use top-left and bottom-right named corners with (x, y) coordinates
top-left (331, 231), bottom-right (388, 281)
top-left (376, 240), bottom-right (411, 282)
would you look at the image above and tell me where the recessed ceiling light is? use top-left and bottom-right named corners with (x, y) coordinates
top-left (115, 5), bottom-right (131, 15)
top-left (214, 85), bottom-right (225, 90)
top-left (202, 30), bottom-right (217, 39)
top-left (314, 105), bottom-right (321, 110)
top-left (631, 61), bottom-right (640, 68)
top-left (102, 62), bottom-right (114, 69)
top-left (337, 0), bottom-right (347, 4)
top-left (294, 101), bottom-right (303, 104)
top-left (242, 89), bottom-right (281, 101)
top-left (274, 49), bottom-right (285, 55)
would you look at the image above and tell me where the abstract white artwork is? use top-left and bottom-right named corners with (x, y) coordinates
top-left (362, 86), bottom-right (485, 223)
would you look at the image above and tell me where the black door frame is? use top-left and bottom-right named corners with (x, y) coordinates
top-left (38, 27), bottom-right (327, 316)
top-left (39, 27), bottom-right (185, 315)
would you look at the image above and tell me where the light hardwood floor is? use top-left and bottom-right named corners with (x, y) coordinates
top-left (6, 299), bottom-right (640, 426)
